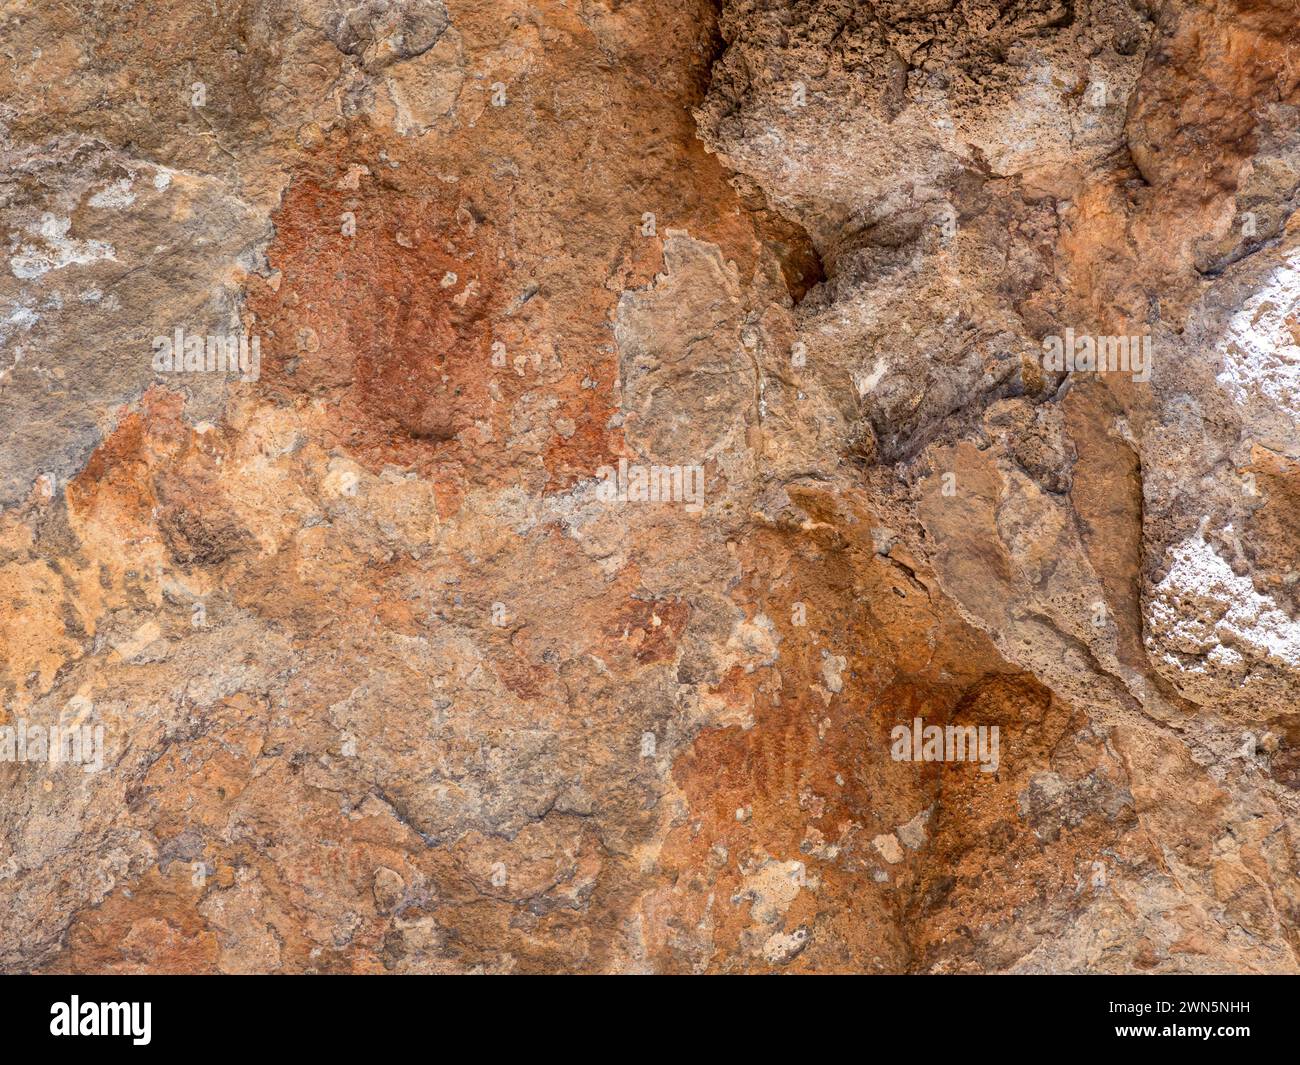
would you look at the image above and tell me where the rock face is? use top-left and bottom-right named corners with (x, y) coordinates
top-left (1, 0), bottom-right (1298, 974)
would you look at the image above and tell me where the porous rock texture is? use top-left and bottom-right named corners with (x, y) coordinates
top-left (1, 0), bottom-right (1298, 973)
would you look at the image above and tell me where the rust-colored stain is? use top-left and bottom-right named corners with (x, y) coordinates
top-left (250, 158), bottom-right (504, 474)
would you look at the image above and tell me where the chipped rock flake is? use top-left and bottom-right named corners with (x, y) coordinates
top-left (872, 834), bottom-right (905, 865)
top-left (1213, 247), bottom-right (1300, 453)
top-left (1146, 532), bottom-right (1300, 712)
top-left (87, 179), bottom-right (137, 209)
top-left (733, 859), bottom-right (808, 928)
top-left (10, 215), bottom-right (116, 279)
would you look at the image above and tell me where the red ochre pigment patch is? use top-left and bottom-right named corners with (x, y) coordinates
top-left (601, 596), bottom-right (691, 666)
top-left (250, 169), bottom-right (506, 476)
top-left (66, 389), bottom-right (256, 572)
top-left (66, 389), bottom-right (194, 526)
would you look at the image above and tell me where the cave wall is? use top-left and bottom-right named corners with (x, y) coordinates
top-left (0, 0), bottom-right (1297, 973)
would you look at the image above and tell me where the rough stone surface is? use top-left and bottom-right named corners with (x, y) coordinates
top-left (1, 0), bottom-right (1298, 973)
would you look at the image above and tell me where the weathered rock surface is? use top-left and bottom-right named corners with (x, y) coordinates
top-left (1, 0), bottom-right (1298, 973)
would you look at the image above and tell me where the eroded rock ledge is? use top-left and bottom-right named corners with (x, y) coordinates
top-left (1, 0), bottom-right (1297, 973)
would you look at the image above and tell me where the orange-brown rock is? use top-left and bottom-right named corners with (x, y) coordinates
top-left (1, 0), bottom-right (1298, 974)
